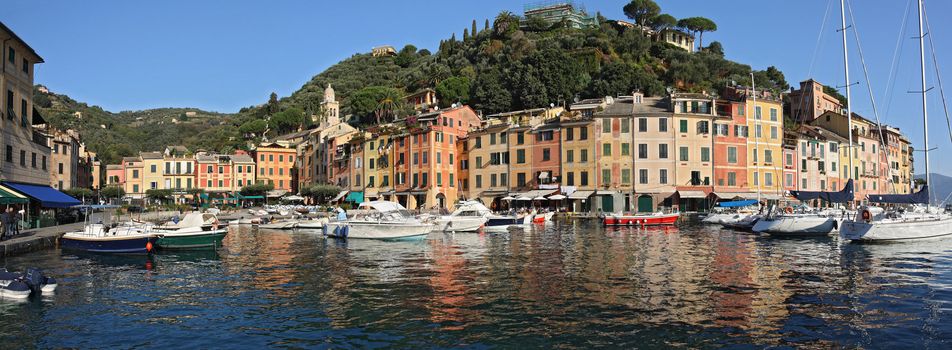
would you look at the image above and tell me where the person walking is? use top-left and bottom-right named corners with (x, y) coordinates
top-left (13, 207), bottom-right (22, 236)
top-left (0, 207), bottom-right (9, 240)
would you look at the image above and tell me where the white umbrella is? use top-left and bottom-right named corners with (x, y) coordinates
top-left (548, 194), bottom-right (566, 200)
top-left (533, 196), bottom-right (547, 200)
top-left (517, 196), bottom-right (533, 201)
top-left (502, 196), bottom-right (515, 201)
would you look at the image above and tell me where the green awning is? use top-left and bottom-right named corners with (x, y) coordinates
top-left (345, 191), bottom-right (364, 203)
top-left (242, 195), bottom-right (264, 199)
top-left (0, 187), bottom-right (28, 204)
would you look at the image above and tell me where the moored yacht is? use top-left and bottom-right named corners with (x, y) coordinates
top-left (841, 188), bottom-right (952, 241)
top-left (754, 180), bottom-right (854, 236)
top-left (702, 200), bottom-right (759, 225)
top-left (152, 212), bottom-right (228, 250)
top-left (323, 201), bottom-right (433, 239)
top-left (434, 200), bottom-right (490, 232)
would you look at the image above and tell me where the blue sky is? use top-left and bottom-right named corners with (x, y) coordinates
top-left (2, 0), bottom-right (951, 174)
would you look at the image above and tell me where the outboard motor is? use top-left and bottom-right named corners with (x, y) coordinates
top-left (23, 268), bottom-right (46, 294)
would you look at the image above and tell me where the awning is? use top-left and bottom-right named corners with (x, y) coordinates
top-left (538, 171), bottom-right (550, 180)
top-left (0, 186), bottom-right (28, 204)
top-left (380, 190), bottom-right (396, 196)
top-left (479, 190), bottom-right (509, 198)
top-left (596, 190), bottom-right (621, 196)
top-left (569, 190), bottom-right (595, 200)
top-left (331, 190), bottom-right (348, 202)
top-left (2, 182), bottom-right (81, 208)
top-left (242, 195), bottom-right (264, 199)
top-left (522, 189), bottom-right (558, 198)
top-left (677, 190), bottom-right (707, 199)
top-left (548, 194), bottom-right (567, 200)
top-left (345, 191), bottom-right (364, 203)
top-left (267, 189), bottom-right (288, 198)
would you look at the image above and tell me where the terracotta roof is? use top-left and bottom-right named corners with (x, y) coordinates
top-left (139, 151), bottom-right (163, 159)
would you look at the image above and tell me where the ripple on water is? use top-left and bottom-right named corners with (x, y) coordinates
top-left (1, 221), bottom-right (952, 348)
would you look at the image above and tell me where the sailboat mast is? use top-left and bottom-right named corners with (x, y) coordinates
top-left (917, 0), bottom-right (932, 204)
top-left (840, 0), bottom-right (854, 184)
top-left (751, 73), bottom-right (761, 202)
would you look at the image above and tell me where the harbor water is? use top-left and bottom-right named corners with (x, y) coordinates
top-left (2, 220), bottom-right (952, 348)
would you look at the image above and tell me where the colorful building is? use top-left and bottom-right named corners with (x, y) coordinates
top-left (465, 122), bottom-right (510, 209)
top-left (254, 142), bottom-right (297, 192)
top-left (670, 93), bottom-right (717, 211)
top-left (559, 112), bottom-right (596, 212)
top-left (713, 99), bottom-right (749, 197)
top-left (594, 96), bottom-right (636, 213)
top-left (631, 96), bottom-right (677, 212)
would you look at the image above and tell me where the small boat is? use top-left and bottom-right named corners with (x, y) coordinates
top-left (296, 218), bottom-right (328, 230)
top-left (530, 211), bottom-right (555, 224)
top-left (323, 201), bottom-right (433, 239)
top-left (0, 276), bottom-right (30, 299)
top-left (721, 214), bottom-right (762, 232)
top-left (702, 200), bottom-right (759, 224)
top-left (755, 180), bottom-right (854, 236)
top-left (61, 224), bottom-right (157, 254)
top-left (483, 212), bottom-right (532, 232)
top-left (258, 219), bottom-right (299, 229)
top-left (153, 213), bottom-right (228, 250)
top-left (0, 268), bottom-right (56, 296)
top-left (434, 201), bottom-right (490, 232)
top-left (603, 211), bottom-right (680, 226)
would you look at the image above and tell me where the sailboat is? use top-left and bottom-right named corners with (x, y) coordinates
top-left (753, 180), bottom-right (854, 236)
top-left (840, 0), bottom-right (952, 242)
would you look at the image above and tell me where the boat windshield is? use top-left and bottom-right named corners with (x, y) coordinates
top-left (353, 209), bottom-right (413, 222)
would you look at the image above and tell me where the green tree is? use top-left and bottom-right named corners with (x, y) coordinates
top-left (269, 107), bottom-right (305, 135)
top-left (101, 186), bottom-right (125, 199)
top-left (239, 119), bottom-right (268, 135)
top-left (178, 112), bottom-right (189, 122)
top-left (623, 0), bottom-right (661, 27)
top-left (472, 19), bottom-right (478, 36)
top-left (436, 76), bottom-right (473, 107)
top-left (493, 11), bottom-right (520, 38)
top-left (471, 68), bottom-right (512, 114)
top-left (525, 16), bottom-right (550, 32)
top-left (649, 13), bottom-right (677, 31)
top-left (64, 188), bottom-right (93, 201)
top-left (705, 41), bottom-right (724, 56)
top-left (394, 44), bottom-right (418, 68)
top-left (240, 183), bottom-right (274, 196)
top-left (349, 86), bottom-right (407, 124)
top-left (146, 189), bottom-right (174, 203)
top-left (267, 92), bottom-right (279, 115)
top-left (677, 17), bottom-right (717, 48)
top-left (307, 184), bottom-right (343, 204)
top-left (823, 85), bottom-right (848, 106)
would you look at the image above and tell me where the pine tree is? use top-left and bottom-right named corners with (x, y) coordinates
top-left (267, 92), bottom-right (279, 115)
top-left (485, 19), bottom-right (490, 31)
top-left (463, 28), bottom-right (469, 40)
top-left (472, 19), bottom-right (478, 35)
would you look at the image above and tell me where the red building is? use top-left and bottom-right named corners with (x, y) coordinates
top-left (713, 100), bottom-right (749, 197)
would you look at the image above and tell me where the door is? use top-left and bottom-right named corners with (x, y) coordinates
top-left (601, 195), bottom-right (614, 213)
top-left (638, 195), bottom-right (653, 212)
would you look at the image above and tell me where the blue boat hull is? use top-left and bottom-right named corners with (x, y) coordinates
top-left (60, 236), bottom-right (157, 254)
top-left (486, 217), bottom-right (522, 227)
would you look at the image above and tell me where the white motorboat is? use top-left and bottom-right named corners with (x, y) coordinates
top-left (434, 201), bottom-right (490, 232)
top-left (841, 205), bottom-right (952, 242)
top-left (702, 200), bottom-right (759, 225)
top-left (753, 211), bottom-right (845, 236)
top-left (296, 218), bottom-right (328, 230)
top-left (323, 201), bottom-right (433, 239)
top-left (258, 219), bottom-right (299, 229)
top-left (721, 214), bottom-right (762, 232)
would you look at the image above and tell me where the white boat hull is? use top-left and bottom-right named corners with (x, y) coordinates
top-left (258, 221), bottom-right (298, 229)
top-left (703, 213), bottom-right (751, 224)
top-left (324, 221), bottom-right (432, 239)
top-left (434, 217), bottom-right (487, 232)
top-left (296, 220), bottom-right (327, 229)
top-left (753, 215), bottom-right (840, 236)
top-left (841, 215), bottom-right (952, 241)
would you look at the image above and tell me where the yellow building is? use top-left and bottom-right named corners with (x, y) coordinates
top-left (670, 93), bottom-right (717, 210)
top-left (122, 156), bottom-right (144, 199)
top-left (139, 152), bottom-right (165, 195)
top-left (740, 89), bottom-right (785, 198)
top-left (466, 121), bottom-right (510, 208)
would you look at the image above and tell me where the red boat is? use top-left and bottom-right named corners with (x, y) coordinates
top-left (603, 212), bottom-right (680, 226)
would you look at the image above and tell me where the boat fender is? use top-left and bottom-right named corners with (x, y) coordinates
top-left (861, 209), bottom-right (872, 223)
top-left (146, 241), bottom-right (154, 252)
top-left (784, 207), bottom-right (793, 214)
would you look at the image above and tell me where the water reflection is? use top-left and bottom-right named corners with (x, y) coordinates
top-left (0, 221), bottom-right (950, 347)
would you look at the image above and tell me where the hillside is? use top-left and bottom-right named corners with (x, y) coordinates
top-left (34, 86), bottom-right (242, 165)
top-left (915, 173), bottom-right (952, 203)
top-left (236, 3), bottom-right (790, 127)
top-left (36, 1), bottom-right (792, 165)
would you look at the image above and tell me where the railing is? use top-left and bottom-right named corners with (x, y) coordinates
top-left (32, 130), bottom-right (48, 147)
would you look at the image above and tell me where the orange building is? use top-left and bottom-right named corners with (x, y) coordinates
top-left (713, 99), bottom-right (749, 195)
top-left (254, 142), bottom-right (296, 192)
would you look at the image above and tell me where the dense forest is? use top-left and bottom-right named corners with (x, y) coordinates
top-left (36, 0), bottom-right (790, 165)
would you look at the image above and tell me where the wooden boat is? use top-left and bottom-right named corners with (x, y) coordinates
top-left (603, 212), bottom-right (680, 226)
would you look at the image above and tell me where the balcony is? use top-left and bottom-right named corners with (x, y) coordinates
top-left (32, 130), bottom-right (49, 147)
